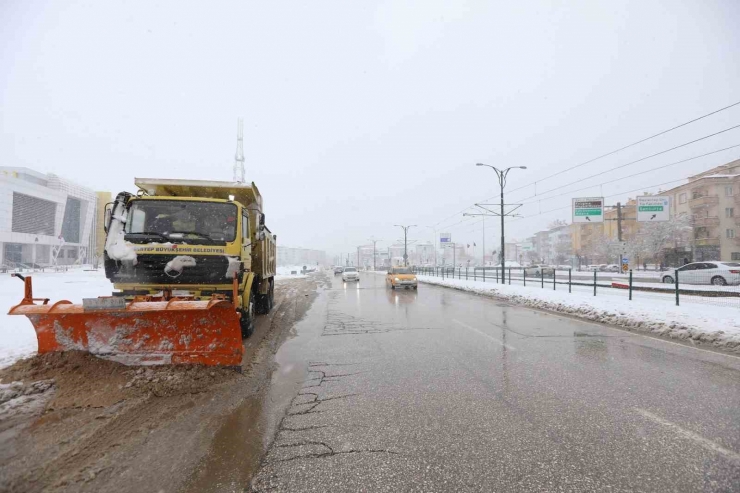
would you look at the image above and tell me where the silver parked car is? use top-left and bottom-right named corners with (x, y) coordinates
top-left (661, 262), bottom-right (740, 286)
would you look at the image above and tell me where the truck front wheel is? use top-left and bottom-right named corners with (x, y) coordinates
top-left (239, 292), bottom-right (255, 338)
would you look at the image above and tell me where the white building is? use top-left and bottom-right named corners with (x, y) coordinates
top-left (0, 167), bottom-right (97, 266)
top-left (545, 226), bottom-right (572, 264)
top-left (277, 246), bottom-right (327, 267)
top-left (414, 242), bottom-right (435, 265)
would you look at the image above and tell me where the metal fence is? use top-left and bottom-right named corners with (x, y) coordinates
top-left (412, 266), bottom-right (740, 308)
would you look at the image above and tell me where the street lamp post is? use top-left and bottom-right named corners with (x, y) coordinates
top-left (394, 225), bottom-right (416, 267)
top-left (368, 238), bottom-right (381, 271)
top-left (476, 163), bottom-right (527, 284)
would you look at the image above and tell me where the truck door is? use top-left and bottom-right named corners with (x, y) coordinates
top-left (241, 211), bottom-right (250, 262)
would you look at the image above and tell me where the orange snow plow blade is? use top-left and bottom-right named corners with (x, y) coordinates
top-left (8, 275), bottom-right (244, 368)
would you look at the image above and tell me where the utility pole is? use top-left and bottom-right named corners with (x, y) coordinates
top-left (357, 246), bottom-right (360, 269)
top-left (394, 225), bottom-right (416, 266)
top-left (472, 164), bottom-right (527, 283)
top-left (617, 201), bottom-right (623, 269)
top-left (368, 238), bottom-right (381, 271)
top-left (482, 217), bottom-right (485, 266)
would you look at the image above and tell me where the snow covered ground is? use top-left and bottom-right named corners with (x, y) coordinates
top-left (276, 265), bottom-right (309, 280)
top-left (0, 268), bottom-right (113, 368)
top-left (414, 275), bottom-right (740, 353)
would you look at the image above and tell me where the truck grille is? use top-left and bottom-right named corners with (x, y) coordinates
top-left (109, 254), bottom-right (232, 285)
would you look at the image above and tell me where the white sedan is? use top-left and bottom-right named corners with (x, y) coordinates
top-left (342, 267), bottom-right (360, 282)
top-left (661, 262), bottom-right (740, 286)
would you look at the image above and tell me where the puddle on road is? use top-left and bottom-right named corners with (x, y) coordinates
top-left (182, 284), bottom-right (329, 493)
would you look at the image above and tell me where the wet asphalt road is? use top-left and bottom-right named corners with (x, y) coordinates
top-left (249, 272), bottom-right (740, 492)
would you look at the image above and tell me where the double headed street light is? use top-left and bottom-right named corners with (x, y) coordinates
top-left (476, 163), bottom-right (527, 283)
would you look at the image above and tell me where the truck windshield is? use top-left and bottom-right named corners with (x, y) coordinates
top-left (125, 200), bottom-right (238, 243)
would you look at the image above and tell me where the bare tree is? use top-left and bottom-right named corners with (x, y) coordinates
top-left (635, 214), bottom-right (692, 263)
top-left (525, 250), bottom-right (539, 264)
top-left (548, 219), bottom-right (569, 229)
top-left (554, 235), bottom-right (572, 264)
top-left (584, 234), bottom-right (620, 263)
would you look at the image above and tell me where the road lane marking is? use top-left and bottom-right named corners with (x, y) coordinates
top-left (452, 319), bottom-right (516, 350)
top-left (635, 408), bottom-right (740, 463)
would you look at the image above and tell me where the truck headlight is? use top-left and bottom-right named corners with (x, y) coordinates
top-left (394, 277), bottom-right (400, 282)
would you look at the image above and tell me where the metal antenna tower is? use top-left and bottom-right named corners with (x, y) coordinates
top-left (233, 118), bottom-right (245, 183)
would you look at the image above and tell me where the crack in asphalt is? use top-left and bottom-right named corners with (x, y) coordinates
top-left (274, 447), bottom-right (400, 463)
top-left (250, 346), bottom-right (403, 492)
top-left (321, 312), bottom-right (435, 337)
top-left (301, 369), bottom-right (366, 389)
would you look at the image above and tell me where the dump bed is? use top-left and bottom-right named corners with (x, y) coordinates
top-left (134, 178), bottom-right (263, 211)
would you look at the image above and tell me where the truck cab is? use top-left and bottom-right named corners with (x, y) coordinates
top-left (104, 178), bottom-right (276, 335)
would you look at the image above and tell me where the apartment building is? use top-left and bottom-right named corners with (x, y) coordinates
top-left (664, 159), bottom-right (740, 261)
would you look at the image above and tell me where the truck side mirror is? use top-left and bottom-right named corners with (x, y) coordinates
top-left (103, 204), bottom-right (113, 233)
top-left (259, 213), bottom-right (265, 230)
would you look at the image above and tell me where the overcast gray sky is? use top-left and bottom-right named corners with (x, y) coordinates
top-left (2, 0), bottom-right (739, 258)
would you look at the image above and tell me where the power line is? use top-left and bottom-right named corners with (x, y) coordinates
top-left (507, 100), bottom-right (740, 195)
top-left (500, 124), bottom-right (740, 204)
top-left (433, 102), bottom-right (740, 230)
top-left (517, 144), bottom-right (740, 206)
top-left (438, 139), bottom-right (739, 234)
top-left (509, 176), bottom-right (694, 224)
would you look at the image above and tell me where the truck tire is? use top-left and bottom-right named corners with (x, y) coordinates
top-left (267, 281), bottom-right (274, 312)
top-left (256, 293), bottom-right (269, 314)
top-left (240, 292), bottom-right (255, 338)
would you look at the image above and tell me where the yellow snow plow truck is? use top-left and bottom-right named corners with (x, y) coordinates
top-left (8, 178), bottom-right (276, 369)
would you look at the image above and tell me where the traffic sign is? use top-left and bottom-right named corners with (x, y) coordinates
top-left (439, 233), bottom-right (451, 245)
top-left (637, 196), bottom-right (670, 222)
top-left (572, 197), bottom-right (604, 223)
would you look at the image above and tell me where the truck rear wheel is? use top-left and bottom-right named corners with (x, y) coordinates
top-left (256, 280), bottom-right (275, 315)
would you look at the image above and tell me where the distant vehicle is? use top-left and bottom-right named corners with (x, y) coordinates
top-left (342, 267), bottom-right (359, 282)
top-left (386, 266), bottom-right (418, 290)
top-left (525, 264), bottom-right (554, 277)
top-left (495, 261), bottom-right (522, 268)
top-left (334, 266), bottom-right (344, 275)
top-left (524, 264), bottom-right (545, 276)
top-left (604, 264), bottom-right (620, 273)
top-left (556, 265), bottom-right (572, 271)
top-left (586, 265), bottom-right (601, 272)
top-left (661, 262), bottom-right (740, 286)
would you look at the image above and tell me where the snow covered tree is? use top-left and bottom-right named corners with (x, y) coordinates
top-left (525, 250), bottom-right (539, 264)
top-left (553, 234), bottom-right (572, 264)
top-left (635, 214), bottom-right (692, 263)
top-left (584, 234), bottom-right (620, 263)
top-left (548, 219), bottom-right (569, 229)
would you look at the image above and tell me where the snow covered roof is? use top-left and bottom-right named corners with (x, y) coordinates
top-left (694, 174), bottom-right (740, 180)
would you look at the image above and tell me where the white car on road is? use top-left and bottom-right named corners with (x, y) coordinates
top-left (661, 262), bottom-right (740, 286)
top-left (342, 267), bottom-right (360, 282)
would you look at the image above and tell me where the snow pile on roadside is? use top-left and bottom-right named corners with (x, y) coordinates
top-left (276, 265), bottom-right (309, 279)
top-left (0, 269), bottom-right (113, 369)
top-left (416, 275), bottom-right (740, 352)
